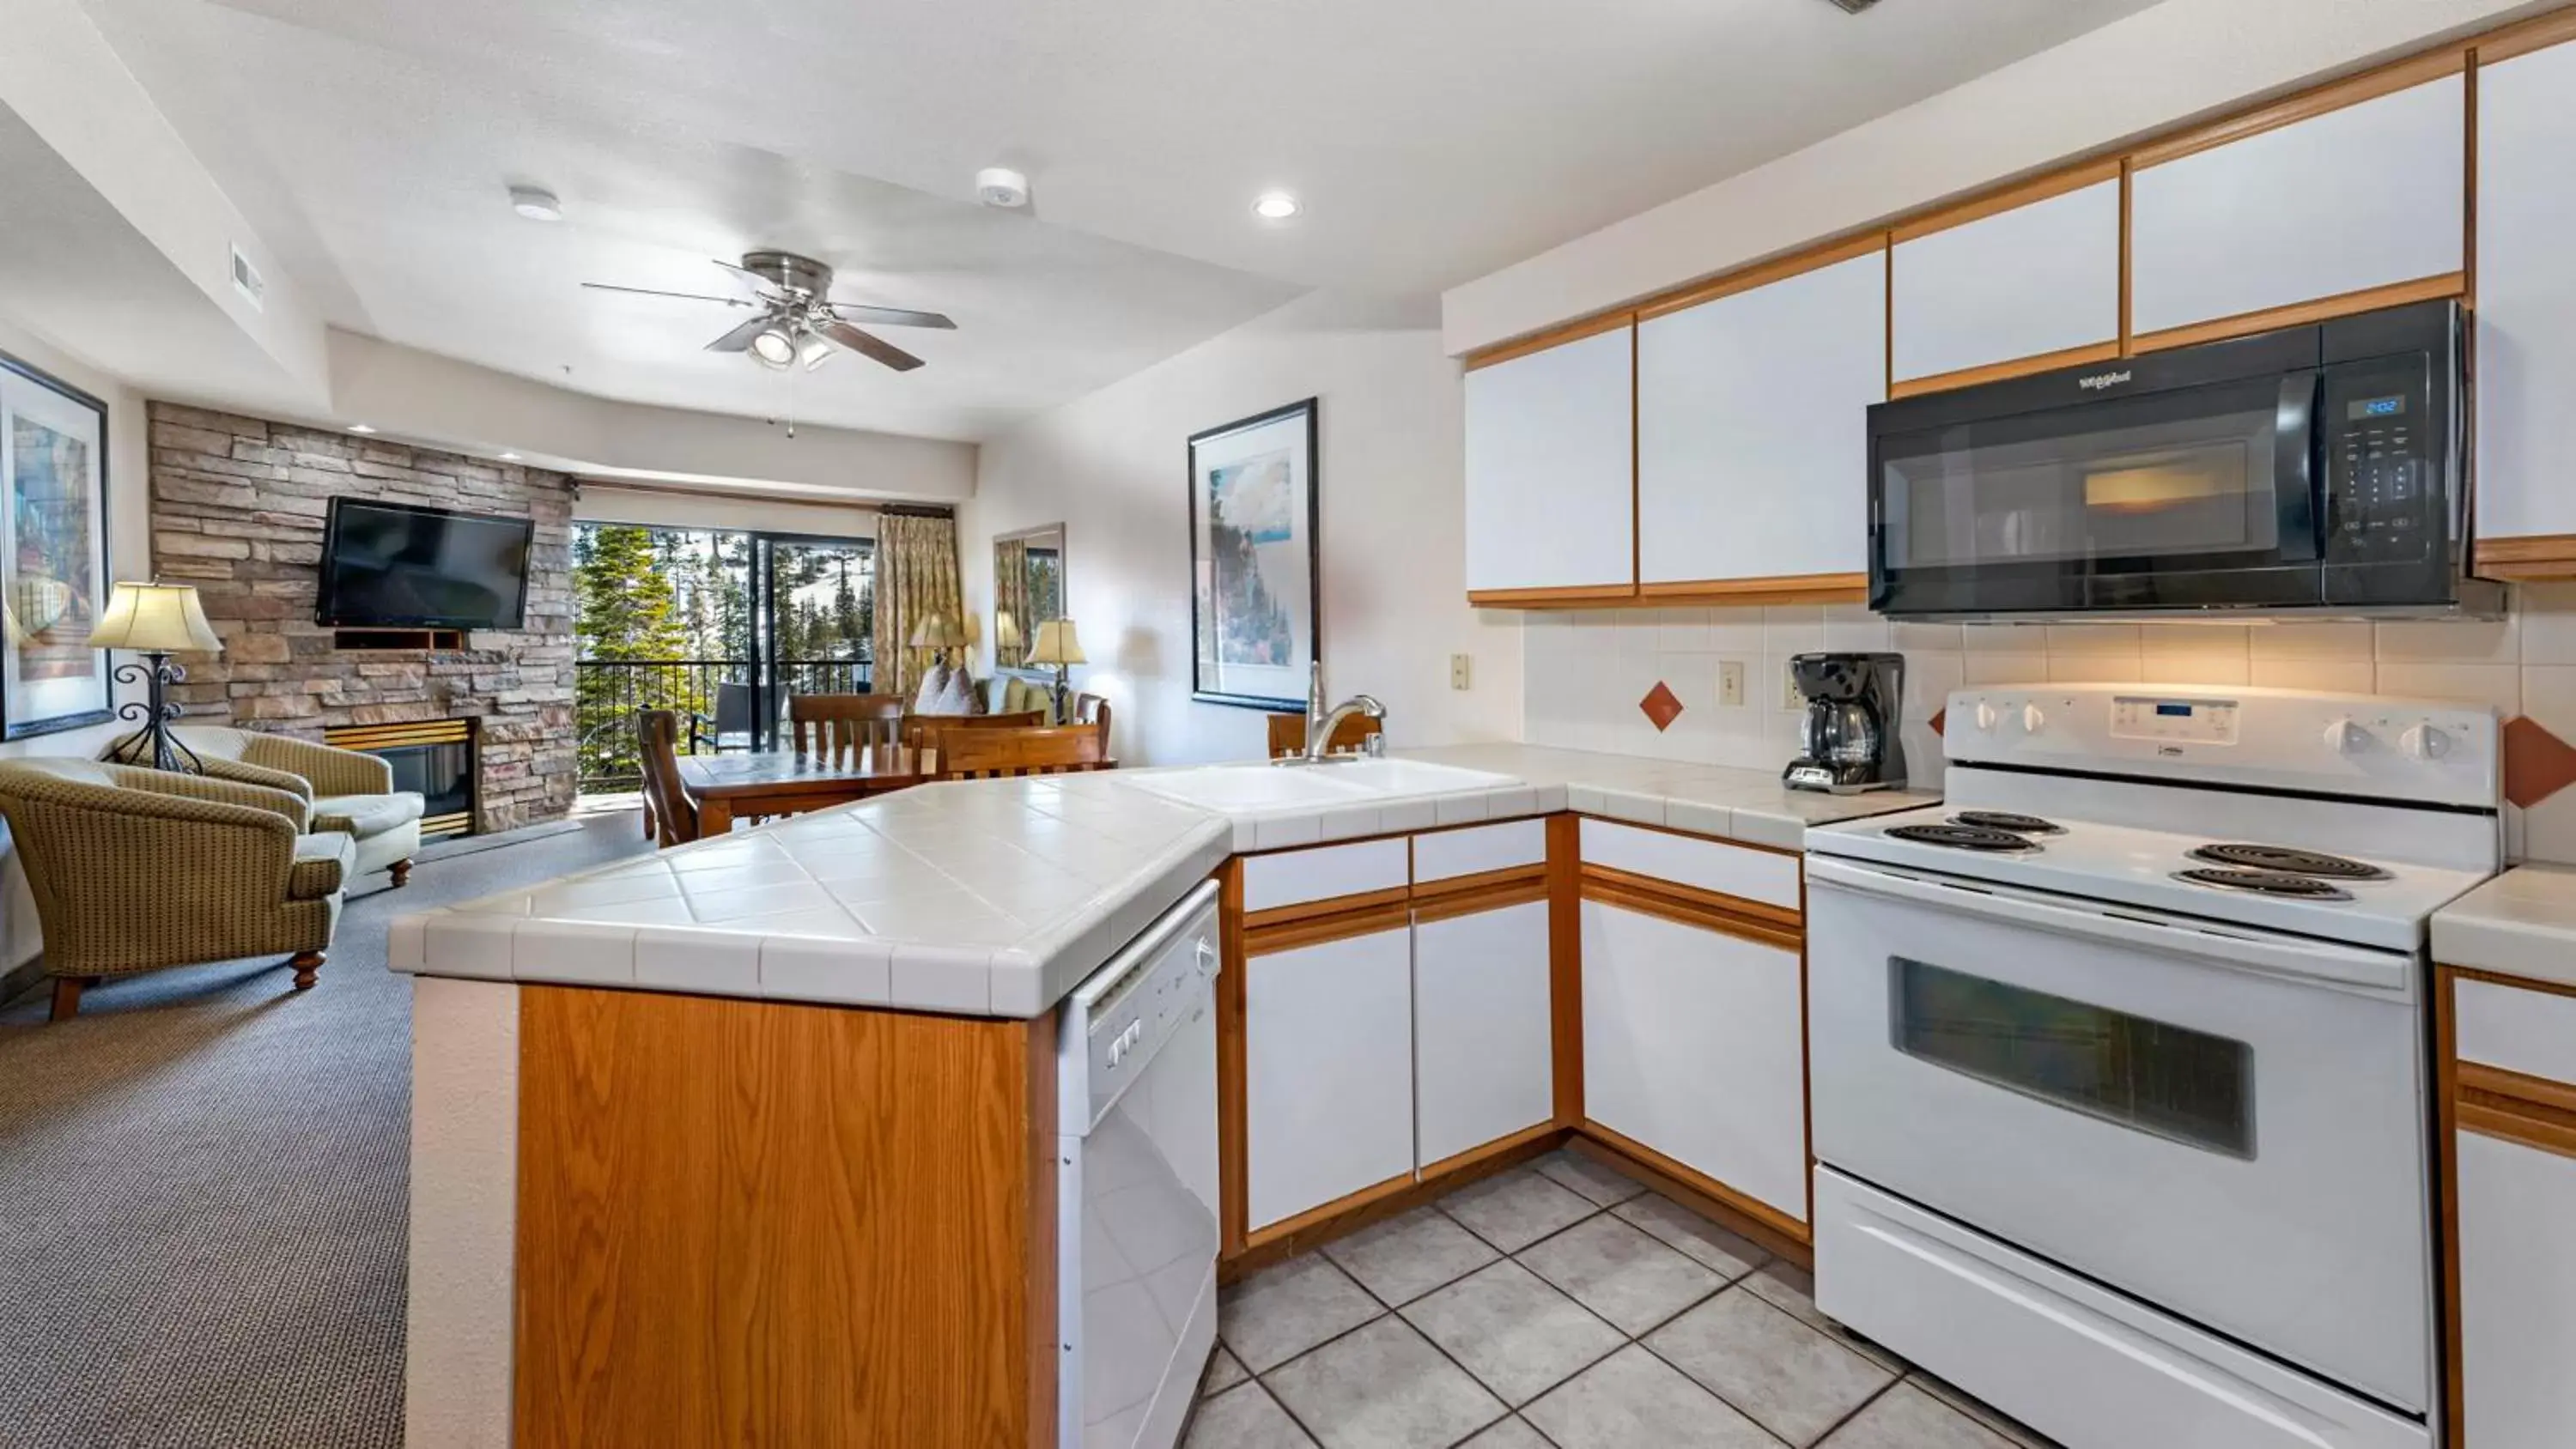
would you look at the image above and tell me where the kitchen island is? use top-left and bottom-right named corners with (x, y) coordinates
top-left (397, 746), bottom-right (1931, 1448)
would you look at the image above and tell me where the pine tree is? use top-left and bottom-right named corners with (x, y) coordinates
top-left (572, 525), bottom-right (689, 785)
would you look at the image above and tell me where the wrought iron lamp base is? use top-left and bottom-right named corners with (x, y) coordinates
top-left (104, 652), bottom-right (204, 774)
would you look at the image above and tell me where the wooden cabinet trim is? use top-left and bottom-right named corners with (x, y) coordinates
top-left (2458, 1060), bottom-right (2576, 1160)
top-left (1462, 309), bottom-right (1636, 372)
top-left (2472, 5), bottom-right (2576, 65)
top-left (1889, 342), bottom-right (2123, 400)
top-left (1467, 584), bottom-right (1641, 609)
top-left (1637, 573), bottom-right (1869, 606)
top-left (1580, 869), bottom-right (1805, 949)
top-left (1242, 900), bottom-right (1413, 956)
top-left (1221, 1126), bottom-right (1562, 1281)
top-left (1573, 1121), bottom-right (1812, 1251)
top-left (2445, 962), bottom-right (2576, 998)
top-left (1218, 862), bottom-right (1250, 1257)
top-left (1410, 876), bottom-right (1550, 925)
top-left (1891, 160), bottom-right (2123, 245)
top-left (2129, 272), bottom-right (2465, 355)
top-left (1410, 861), bottom-right (1547, 902)
top-left (1637, 232), bottom-right (1889, 324)
top-left (2474, 533), bottom-right (2576, 579)
top-left (1242, 885), bottom-right (1413, 933)
top-left (2131, 48), bottom-right (2470, 170)
top-left (1547, 815), bottom-right (1585, 1128)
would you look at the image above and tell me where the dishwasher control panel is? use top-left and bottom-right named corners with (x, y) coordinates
top-left (1060, 880), bottom-right (1223, 1134)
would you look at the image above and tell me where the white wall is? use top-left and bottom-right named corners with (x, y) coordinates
top-left (0, 316), bottom-right (155, 973)
top-left (963, 290), bottom-right (1522, 767)
top-left (574, 482), bottom-right (878, 540)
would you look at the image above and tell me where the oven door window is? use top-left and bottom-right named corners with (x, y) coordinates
top-left (1890, 957), bottom-right (2254, 1158)
top-left (1874, 374), bottom-right (2318, 613)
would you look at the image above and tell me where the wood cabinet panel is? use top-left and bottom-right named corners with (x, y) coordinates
top-left (1892, 178), bottom-right (2122, 388)
top-left (1414, 900), bottom-right (1555, 1167)
top-left (1463, 323), bottom-right (1636, 597)
top-left (1243, 926), bottom-right (1416, 1231)
top-left (2129, 74), bottom-right (2464, 341)
top-left (1636, 249), bottom-right (1885, 588)
top-left (2475, 33), bottom-right (2576, 553)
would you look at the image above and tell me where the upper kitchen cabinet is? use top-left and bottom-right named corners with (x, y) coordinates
top-left (1889, 165), bottom-right (2122, 396)
top-left (1636, 239), bottom-right (1886, 600)
top-left (1462, 316), bottom-right (1637, 604)
top-left (2472, 23), bottom-right (2576, 576)
top-left (2129, 60), bottom-right (2465, 350)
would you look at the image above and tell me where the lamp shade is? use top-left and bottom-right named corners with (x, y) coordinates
top-left (87, 581), bottom-right (222, 653)
top-left (908, 613), bottom-right (964, 650)
top-left (1027, 618), bottom-right (1086, 667)
top-left (993, 610), bottom-right (1022, 651)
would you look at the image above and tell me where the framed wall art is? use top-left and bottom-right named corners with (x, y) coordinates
top-left (1187, 398), bottom-right (1317, 712)
top-left (0, 351), bottom-right (111, 740)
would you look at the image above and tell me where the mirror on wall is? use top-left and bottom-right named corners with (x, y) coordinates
top-left (992, 523), bottom-right (1066, 674)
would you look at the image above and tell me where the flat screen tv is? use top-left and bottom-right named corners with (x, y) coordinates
top-left (316, 498), bottom-right (534, 630)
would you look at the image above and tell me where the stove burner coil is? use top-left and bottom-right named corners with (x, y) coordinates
top-left (1887, 823), bottom-right (2041, 852)
top-left (2188, 844), bottom-right (2391, 881)
top-left (1949, 811), bottom-right (2065, 836)
top-left (2172, 868), bottom-right (2354, 901)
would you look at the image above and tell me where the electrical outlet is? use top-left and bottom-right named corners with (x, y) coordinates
top-left (1449, 653), bottom-right (1472, 690)
top-left (1783, 662), bottom-right (1806, 711)
top-left (1717, 659), bottom-right (1746, 708)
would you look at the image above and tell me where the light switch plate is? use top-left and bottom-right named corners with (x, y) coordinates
top-left (1449, 653), bottom-right (1472, 690)
top-left (1717, 659), bottom-right (1746, 708)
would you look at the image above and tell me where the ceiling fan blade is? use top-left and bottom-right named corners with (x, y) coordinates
top-left (580, 282), bottom-right (752, 307)
top-left (817, 319), bottom-right (925, 372)
top-left (703, 313), bottom-right (779, 354)
top-left (829, 302), bottom-right (957, 330)
top-left (711, 258), bottom-right (781, 294)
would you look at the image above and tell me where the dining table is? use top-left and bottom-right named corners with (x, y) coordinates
top-left (675, 745), bottom-right (942, 836)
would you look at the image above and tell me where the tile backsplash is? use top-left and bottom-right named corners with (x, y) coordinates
top-left (1520, 584), bottom-right (2576, 864)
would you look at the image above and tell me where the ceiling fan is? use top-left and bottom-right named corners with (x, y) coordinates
top-left (582, 251), bottom-right (956, 373)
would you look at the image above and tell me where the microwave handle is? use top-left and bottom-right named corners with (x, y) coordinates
top-left (2275, 368), bottom-right (2323, 561)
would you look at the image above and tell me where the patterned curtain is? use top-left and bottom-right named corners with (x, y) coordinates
top-left (993, 537), bottom-right (1031, 670)
top-left (871, 512), bottom-right (963, 699)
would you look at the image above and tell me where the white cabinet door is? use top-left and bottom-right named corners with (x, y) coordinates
top-left (1892, 178), bottom-right (2121, 387)
top-left (2130, 74), bottom-right (2464, 340)
top-left (2476, 35), bottom-right (2576, 543)
top-left (1637, 249), bottom-right (1885, 586)
top-left (1244, 926), bottom-right (1414, 1231)
top-left (1414, 900), bottom-right (1553, 1168)
top-left (1580, 901), bottom-right (1807, 1222)
top-left (1463, 322), bottom-right (1634, 595)
top-left (2457, 1128), bottom-right (2576, 1448)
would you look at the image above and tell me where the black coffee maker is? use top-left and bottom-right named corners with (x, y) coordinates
top-left (1783, 652), bottom-right (1906, 795)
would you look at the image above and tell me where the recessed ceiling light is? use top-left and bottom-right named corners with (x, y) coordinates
top-left (346, 423), bottom-right (377, 434)
top-left (508, 185), bottom-right (564, 222)
top-left (1252, 191), bottom-right (1301, 221)
top-left (975, 167), bottom-right (1030, 209)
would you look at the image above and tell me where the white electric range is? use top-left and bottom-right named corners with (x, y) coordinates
top-left (1804, 684), bottom-right (2502, 1449)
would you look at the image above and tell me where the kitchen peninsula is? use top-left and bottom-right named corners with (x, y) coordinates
top-left (395, 745), bottom-right (1930, 1448)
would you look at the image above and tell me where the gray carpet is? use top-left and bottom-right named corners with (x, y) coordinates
top-left (0, 811), bottom-right (655, 1449)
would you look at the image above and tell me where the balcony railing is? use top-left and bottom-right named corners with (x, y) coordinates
top-left (574, 657), bottom-right (874, 793)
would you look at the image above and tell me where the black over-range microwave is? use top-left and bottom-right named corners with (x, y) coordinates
top-left (1866, 300), bottom-right (2502, 620)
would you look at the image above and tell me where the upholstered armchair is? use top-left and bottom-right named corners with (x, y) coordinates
top-left (0, 759), bottom-right (352, 1020)
top-left (164, 725), bottom-right (425, 887)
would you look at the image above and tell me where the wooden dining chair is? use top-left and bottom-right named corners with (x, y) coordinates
top-left (905, 709), bottom-right (1047, 752)
top-left (1267, 711), bottom-right (1382, 759)
top-left (938, 725), bottom-right (1110, 779)
top-left (790, 693), bottom-right (905, 763)
top-left (1072, 694), bottom-right (1113, 755)
top-left (636, 708), bottom-right (699, 847)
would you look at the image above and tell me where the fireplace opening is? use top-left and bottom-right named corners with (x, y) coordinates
top-left (322, 718), bottom-right (477, 839)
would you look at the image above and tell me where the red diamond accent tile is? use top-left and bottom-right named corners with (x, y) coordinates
top-left (1929, 707), bottom-right (1948, 739)
top-left (1640, 681), bottom-right (1684, 733)
top-left (2504, 713), bottom-right (2576, 810)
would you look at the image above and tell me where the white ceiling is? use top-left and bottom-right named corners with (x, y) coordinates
top-left (72, 0), bottom-right (2160, 441)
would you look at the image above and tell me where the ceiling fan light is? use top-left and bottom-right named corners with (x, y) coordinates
top-left (750, 325), bottom-right (798, 367)
top-left (798, 336), bottom-right (833, 371)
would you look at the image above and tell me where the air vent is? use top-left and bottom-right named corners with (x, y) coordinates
top-left (1823, 0), bottom-right (1882, 11)
top-left (230, 245), bottom-right (264, 311)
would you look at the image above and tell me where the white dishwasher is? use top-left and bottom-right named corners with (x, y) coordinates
top-left (1058, 879), bottom-right (1223, 1449)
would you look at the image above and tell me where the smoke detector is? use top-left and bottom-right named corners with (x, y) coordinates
top-left (976, 167), bottom-right (1030, 209)
top-left (1821, 0), bottom-right (1882, 11)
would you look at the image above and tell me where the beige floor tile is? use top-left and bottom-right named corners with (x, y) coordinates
top-left (1401, 1260), bottom-right (1625, 1407)
top-left (1533, 1149), bottom-right (1647, 1208)
top-left (1647, 1288), bottom-right (1898, 1446)
top-left (1821, 1382), bottom-right (2026, 1449)
top-left (1458, 1416), bottom-right (1552, 1449)
top-left (1741, 1262), bottom-right (1907, 1373)
top-left (1184, 1383), bottom-right (1321, 1449)
top-left (1516, 1214), bottom-right (1724, 1336)
top-left (1323, 1206), bottom-right (1500, 1307)
top-left (1438, 1167), bottom-right (1600, 1253)
top-left (1222, 1255), bottom-right (1386, 1373)
top-left (1607, 1192), bottom-right (1768, 1280)
top-left (1263, 1315), bottom-right (1507, 1449)
top-left (1202, 1345), bottom-right (1250, 1397)
top-left (1522, 1344), bottom-right (1777, 1449)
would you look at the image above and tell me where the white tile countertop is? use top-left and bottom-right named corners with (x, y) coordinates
top-left (2432, 864), bottom-right (2576, 991)
top-left (390, 745), bottom-right (1935, 1018)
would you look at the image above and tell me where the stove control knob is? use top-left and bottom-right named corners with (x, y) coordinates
top-left (1973, 701), bottom-right (2001, 733)
top-left (2020, 704), bottom-right (2046, 735)
top-left (2324, 718), bottom-right (2370, 755)
top-left (2401, 723), bottom-right (2451, 761)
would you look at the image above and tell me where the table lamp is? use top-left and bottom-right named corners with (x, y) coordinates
top-left (908, 612), bottom-right (964, 669)
top-left (88, 580), bottom-right (223, 773)
top-left (994, 609), bottom-right (1022, 668)
top-left (1027, 618), bottom-right (1085, 722)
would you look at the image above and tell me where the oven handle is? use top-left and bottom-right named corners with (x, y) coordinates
top-left (1805, 856), bottom-right (2415, 998)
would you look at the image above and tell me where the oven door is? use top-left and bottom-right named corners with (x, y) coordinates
top-left (1871, 369), bottom-right (2322, 615)
top-left (1806, 857), bottom-right (2430, 1412)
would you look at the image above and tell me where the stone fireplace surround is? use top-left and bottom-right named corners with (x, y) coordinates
top-left (146, 403), bottom-right (576, 831)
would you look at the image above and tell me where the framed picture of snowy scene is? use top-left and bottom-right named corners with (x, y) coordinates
top-left (1187, 397), bottom-right (1318, 712)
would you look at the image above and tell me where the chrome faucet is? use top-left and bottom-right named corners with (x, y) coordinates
top-left (1283, 659), bottom-right (1385, 764)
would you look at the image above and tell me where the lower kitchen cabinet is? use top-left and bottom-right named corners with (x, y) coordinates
top-left (1243, 924), bottom-right (1415, 1232)
top-left (1581, 900), bottom-right (1807, 1224)
top-left (1413, 899), bottom-right (1554, 1168)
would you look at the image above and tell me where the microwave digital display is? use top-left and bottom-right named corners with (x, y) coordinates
top-left (2348, 396), bottom-right (2406, 420)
